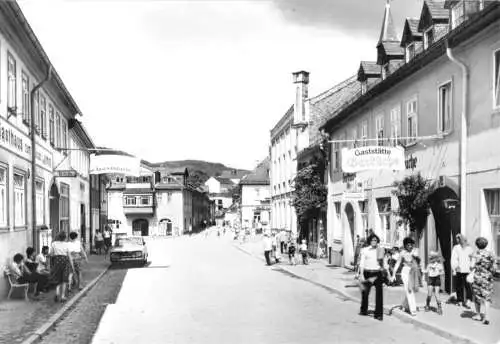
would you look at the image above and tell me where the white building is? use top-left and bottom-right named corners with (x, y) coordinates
top-left (240, 158), bottom-right (270, 231)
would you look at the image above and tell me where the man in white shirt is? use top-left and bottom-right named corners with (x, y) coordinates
top-left (359, 233), bottom-right (385, 321)
top-left (263, 233), bottom-right (273, 266)
top-left (451, 234), bottom-right (474, 307)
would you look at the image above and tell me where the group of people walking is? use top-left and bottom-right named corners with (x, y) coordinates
top-left (358, 233), bottom-right (496, 325)
top-left (7, 230), bottom-right (88, 302)
top-left (262, 232), bottom-right (309, 266)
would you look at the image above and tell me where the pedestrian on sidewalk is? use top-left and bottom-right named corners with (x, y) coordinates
top-left (470, 237), bottom-right (496, 325)
top-left (263, 232), bottom-right (273, 266)
top-left (358, 233), bottom-right (384, 321)
top-left (68, 231), bottom-right (88, 292)
top-left (391, 237), bottom-right (420, 316)
top-left (50, 231), bottom-right (75, 302)
top-left (103, 226), bottom-right (112, 255)
top-left (423, 251), bottom-right (444, 314)
top-left (94, 230), bottom-right (104, 255)
top-left (300, 239), bottom-right (308, 265)
top-left (288, 239), bottom-right (297, 265)
top-left (451, 234), bottom-right (474, 308)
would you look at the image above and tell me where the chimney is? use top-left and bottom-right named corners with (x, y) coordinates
top-left (292, 71), bottom-right (309, 125)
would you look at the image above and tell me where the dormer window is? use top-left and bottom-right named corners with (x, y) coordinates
top-left (424, 28), bottom-right (434, 49)
top-left (381, 63), bottom-right (389, 80)
top-left (361, 81), bottom-right (367, 95)
top-left (406, 43), bottom-right (416, 62)
top-left (451, 1), bottom-right (465, 28)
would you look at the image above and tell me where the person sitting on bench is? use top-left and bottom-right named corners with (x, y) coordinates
top-left (8, 253), bottom-right (48, 296)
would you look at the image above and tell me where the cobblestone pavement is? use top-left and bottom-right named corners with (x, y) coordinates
top-left (35, 267), bottom-right (127, 344)
top-left (0, 255), bottom-right (109, 344)
top-left (91, 233), bottom-right (453, 344)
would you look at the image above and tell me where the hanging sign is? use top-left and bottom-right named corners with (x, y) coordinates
top-left (90, 153), bottom-right (141, 176)
top-left (54, 169), bottom-right (78, 178)
top-left (341, 145), bottom-right (405, 173)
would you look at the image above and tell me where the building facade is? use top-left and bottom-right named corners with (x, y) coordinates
top-left (240, 158), bottom-right (270, 231)
top-left (321, 0), bottom-right (500, 293)
top-left (270, 71), bottom-right (310, 236)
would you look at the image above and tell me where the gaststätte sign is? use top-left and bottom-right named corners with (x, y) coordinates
top-left (90, 152), bottom-right (141, 176)
top-left (341, 145), bottom-right (405, 173)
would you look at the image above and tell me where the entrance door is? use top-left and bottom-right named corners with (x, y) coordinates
top-left (80, 204), bottom-right (86, 244)
top-left (49, 184), bottom-right (60, 238)
top-left (159, 219), bottom-right (172, 236)
top-left (429, 187), bottom-right (460, 293)
top-left (133, 219), bottom-right (149, 236)
top-left (345, 203), bottom-right (355, 250)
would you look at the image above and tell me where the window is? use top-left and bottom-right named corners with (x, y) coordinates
top-left (484, 189), bottom-right (500, 259)
top-left (376, 114), bottom-right (384, 146)
top-left (334, 202), bottom-right (341, 220)
top-left (7, 53), bottom-right (16, 110)
top-left (424, 28), bottom-right (434, 49)
top-left (34, 89), bottom-right (40, 133)
top-left (359, 200), bottom-right (368, 234)
top-left (60, 183), bottom-right (70, 233)
top-left (361, 120), bottom-right (368, 147)
top-left (377, 198), bottom-right (392, 244)
top-left (351, 127), bottom-right (358, 148)
top-left (35, 180), bottom-right (44, 225)
top-left (62, 120), bottom-right (68, 149)
top-left (141, 197), bottom-right (150, 205)
top-left (167, 192), bottom-right (172, 202)
top-left (406, 98), bottom-right (418, 143)
top-left (0, 167), bottom-right (7, 227)
top-left (406, 43), bottom-right (416, 62)
top-left (40, 95), bottom-right (47, 139)
top-left (390, 106), bottom-right (401, 145)
top-left (13, 172), bottom-right (26, 226)
top-left (49, 105), bottom-right (55, 145)
top-left (438, 82), bottom-right (452, 133)
top-left (55, 112), bottom-right (61, 147)
top-left (125, 196), bottom-right (136, 205)
top-left (495, 49), bottom-right (500, 109)
top-left (334, 140), bottom-right (341, 170)
top-left (22, 72), bottom-right (30, 125)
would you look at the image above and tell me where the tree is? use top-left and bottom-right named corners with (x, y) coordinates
top-left (291, 163), bottom-right (327, 222)
top-left (392, 173), bottom-right (435, 239)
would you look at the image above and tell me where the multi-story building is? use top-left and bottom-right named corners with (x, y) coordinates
top-left (270, 71), bottom-right (310, 236)
top-left (320, 0), bottom-right (500, 293)
top-left (0, 1), bottom-right (98, 297)
top-left (240, 158), bottom-right (270, 231)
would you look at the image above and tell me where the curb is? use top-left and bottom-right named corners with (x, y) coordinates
top-left (21, 265), bottom-right (110, 344)
top-left (234, 244), bottom-right (483, 344)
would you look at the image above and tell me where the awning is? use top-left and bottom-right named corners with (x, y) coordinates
top-left (90, 152), bottom-right (141, 176)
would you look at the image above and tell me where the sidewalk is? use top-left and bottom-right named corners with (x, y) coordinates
top-left (236, 236), bottom-right (500, 344)
top-left (0, 254), bottom-right (110, 344)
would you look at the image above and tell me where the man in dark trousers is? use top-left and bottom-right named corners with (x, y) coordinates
top-left (263, 232), bottom-right (273, 266)
top-left (359, 233), bottom-right (385, 321)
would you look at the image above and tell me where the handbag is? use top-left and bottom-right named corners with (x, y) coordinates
top-left (466, 272), bottom-right (474, 284)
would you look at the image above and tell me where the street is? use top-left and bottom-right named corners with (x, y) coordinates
top-left (37, 232), bottom-right (452, 344)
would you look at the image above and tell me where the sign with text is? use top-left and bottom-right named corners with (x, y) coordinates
top-left (55, 170), bottom-right (78, 178)
top-left (90, 153), bottom-right (141, 176)
top-left (341, 145), bottom-right (405, 173)
top-left (0, 117), bottom-right (53, 170)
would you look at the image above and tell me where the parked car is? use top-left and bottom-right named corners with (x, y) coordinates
top-left (110, 236), bottom-right (148, 266)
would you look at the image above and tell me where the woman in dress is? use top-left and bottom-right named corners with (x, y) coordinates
top-left (50, 231), bottom-right (75, 302)
top-left (68, 231), bottom-right (88, 291)
top-left (471, 237), bottom-right (496, 325)
top-left (391, 237), bottom-right (421, 316)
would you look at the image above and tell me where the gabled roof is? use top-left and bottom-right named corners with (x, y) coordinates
top-left (240, 158), bottom-right (270, 185)
top-left (377, 42), bottom-right (405, 64)
top-left (418, 0), bottom-right (450, 31)
top-left (378, 0), bottom-right (400, 44)
top-left (401, 18), bottom-right (423, 47)
top-left (215, 177), bottom-right (234, 185)
top-left (271, 105), bottom-right (294, 140)
top-left (358, 61), bottom-right (381, 81)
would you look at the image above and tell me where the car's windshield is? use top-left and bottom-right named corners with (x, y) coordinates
top-left (116, 237), bottom-right (143, 246)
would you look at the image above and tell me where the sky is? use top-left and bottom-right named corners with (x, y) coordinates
top-left (18, 0), bottom-right (423, 170)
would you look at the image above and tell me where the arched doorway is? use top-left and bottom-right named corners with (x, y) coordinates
top-left (429, 187), bottom-right (460, 293)
top-left (345, 202), bottom-right (355, 250)
top-left (49, 183), bottom-right (60, 238)
top-left (132, 219), bottom-right (149, 236)
top-left (159, 219), bottom-right (172, 236)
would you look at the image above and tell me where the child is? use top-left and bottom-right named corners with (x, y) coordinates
top-left (288, 240), bottom-right (297, 265)
top-left (300, 239), bottom-right (308, 265)
top-left (424, 251), bottom-right (445, 314)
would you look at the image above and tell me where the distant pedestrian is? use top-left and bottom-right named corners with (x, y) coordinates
top-left (358, 233), bottom-right (384, 321)
top-left (391, 237), bottom-right (420, 316)
top-left (103, 226), bottom-right (112, 254)
top-left (288, 240), bottom-right (297, 265)
top-left (263, 233), bottom-right (273, 266)
top-left (424, 251), bottom-right (444, 314)
top-left (471, 237), bottom-right (495, 325)
top-left (94, 230), bottom-right (104, 255)
top-left (300, 239), bottom-right (308, 265)
top-left (452, 234), bottom-right (474, 308)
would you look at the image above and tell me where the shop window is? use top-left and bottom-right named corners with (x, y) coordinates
top-left (377, 198), bottom-right (392, 245)
top-left (7, 53), bottom-right (17, 110)
top-left (485, 189), bottom-right (500, 259)
top-left (0, 167), bottom-right (7, 227)
top-left (60, 183), bottom-right (70, 233)
top-left (13, 172), bottom-right (26, 226)
top-left (35, 180), bottom-right (44, 225)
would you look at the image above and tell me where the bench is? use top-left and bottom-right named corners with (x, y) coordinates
top-left (2, 268), bottom-right (34, 301)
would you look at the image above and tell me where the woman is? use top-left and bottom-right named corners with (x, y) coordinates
top-left (68, 231), bottom-right (88, 291)
top-left (50, 231), bottom-right (75, 302)
top-left (359, 234), bottom-right (384, 321)
top-left (7, 253), bottom-right (48, 297)
top-left (94, 230), bottom-right (104, 255)
top-left (35, 246), bottom-right (51, 276)
top-left (470, 237), bottom-right (496, 325)
top-left (391, 237), bottom-right (421, 316)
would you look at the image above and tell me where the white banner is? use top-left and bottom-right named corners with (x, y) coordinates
top-left (90, 153), bottom-right (141, 176)
top-left (341, 145), bottom-right (405, 173)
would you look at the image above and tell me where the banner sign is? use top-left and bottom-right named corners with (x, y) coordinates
top-left (341, 145), bottom-right (405, 173)
top-left (90, 153), bottom-right (141, 176)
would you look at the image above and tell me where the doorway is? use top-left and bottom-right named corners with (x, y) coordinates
top-left (49, 183), bottom-right (60, 238)
top-left (429, 187), bottom-right (460, 293)
top-left (133, 219), bottom-right (149, 236)
top-left (345, 202), bottom-right (355, 250)
top-left (159, 219), bottom-right (172, 236)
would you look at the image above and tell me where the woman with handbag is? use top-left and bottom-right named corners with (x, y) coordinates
top-left (470, 237), bottom-right (496, 325)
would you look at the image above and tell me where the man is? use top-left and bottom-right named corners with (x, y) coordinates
top-left (263, 233), bottom-right (273, 266)
top-left (359, 233), bottom-right (384, 321)
top-left (103, 226), bottom-right (112, 253)
top-left (451, 234), bottom-right (474, 307)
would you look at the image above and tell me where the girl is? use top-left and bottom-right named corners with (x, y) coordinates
top-left (300, 239), bottom-right (308, 265)
top-left (424, 251), bottom-right (444, 314)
